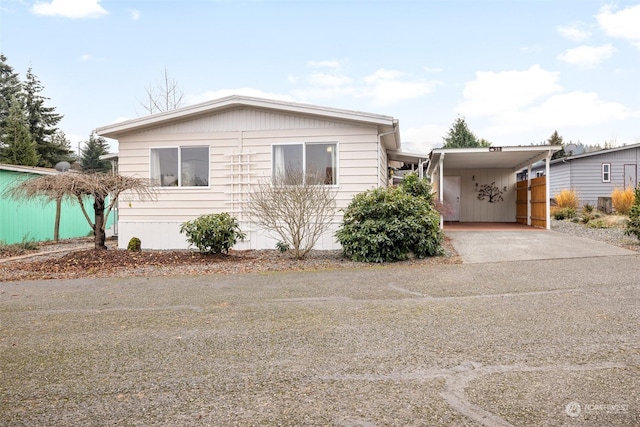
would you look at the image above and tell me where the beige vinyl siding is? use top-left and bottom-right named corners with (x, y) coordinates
top-left (133, 108), bottom-right (365, 135)
top-left (114, 110), bottom-right (384, 249)
top-left (445, 168), bottom-right (517, 222)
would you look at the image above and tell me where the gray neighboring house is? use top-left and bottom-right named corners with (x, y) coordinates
top-left (532, 143), bottom-right (640, 206)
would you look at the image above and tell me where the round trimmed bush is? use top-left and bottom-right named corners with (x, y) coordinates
top-left (179, 213), bottom-right (246, 254)
top-left (336, 180), bottom-right (443, 263)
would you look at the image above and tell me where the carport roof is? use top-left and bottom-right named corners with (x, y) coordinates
top-left (426, 145), bottom-right (561, 175)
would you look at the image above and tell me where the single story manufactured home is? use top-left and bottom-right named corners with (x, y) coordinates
top-left (96, 95), bottom-right (427, 250)
top-left (532, 142), bottom-right (640, 207)
top-left (427, 146), bottom-right (561, 229)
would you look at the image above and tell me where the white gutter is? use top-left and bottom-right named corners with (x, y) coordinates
top-left (377, 124), bottom-right (398, 188)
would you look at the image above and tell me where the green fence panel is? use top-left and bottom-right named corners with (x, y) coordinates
top-left (0, 170), bottom-right (114, 245)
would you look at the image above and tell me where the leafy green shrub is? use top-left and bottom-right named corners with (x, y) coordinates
top-left (179, 213), bottom-right (246, 254)
top-left (275, 241), bottom-right (289, 253)
top-left (127, 237), bottom-right (141, 252)
top-left (582, 203), bottom-right (595, 213)
top-left (625, 185), bottom-right (640, 240)
top-left (552, 207), bottom-right (576, 220)
top-left (336, 181), bottom-right (443, 263)
top-left (399, 172), bottom-right (435, 204)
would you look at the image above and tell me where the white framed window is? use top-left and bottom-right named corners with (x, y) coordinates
top-left (602, 163), bottom-right (611, 183)
top-left (272, 142), bottom-right (337, 185)
top-left (150, 146), bottom-right (209, 187)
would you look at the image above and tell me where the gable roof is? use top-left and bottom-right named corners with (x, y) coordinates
top-left (96, 95), bottom-right (401, 149)
top-left (550, 142), bottom-right (640, 164)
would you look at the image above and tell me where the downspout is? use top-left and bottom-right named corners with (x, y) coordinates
top-left (545, 150), bottom-right (551, 230)
top-left (439, 153), bottom-right (445, 229)
top-left (377, 121), bottom-right (398, 188)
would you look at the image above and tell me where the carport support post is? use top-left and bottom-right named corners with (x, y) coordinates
top-left (438, 153), bottom-right (445, 229)
top-left (527, 164), bottom-right (532, 226)
top-left (545, 150), bottom-right (551, 229)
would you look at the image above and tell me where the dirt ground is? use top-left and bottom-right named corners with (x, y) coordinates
top-left (0, 237), bottom-right (460, 282)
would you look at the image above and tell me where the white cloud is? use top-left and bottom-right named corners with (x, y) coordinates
top-left (557, 44), bottom-right (615, 68)
top-left (308, 72), bottom-right (352, 87)
top-left (81, 54), bottom-right (91, 61)
top-left (129, 9), bottom-right (140, 21)
top-left (362, 69), bottom-right (439, 106)
top-left (597, 4), bottom-right (640, 47)
top-left (401, 124), bottom-right (448, 154)
top-left (557, 24), bottom-right (590, 42)
top-left (458, 65), bottom-right (562, 117)
top-left (423, 66), bottom-right (443, 73)
top-left (486, 91), bottom-right (636, 136)
top-left (291, 65), bottom-right (438, 106)
top-left (32, 0), bottom-right (107, 19)
top-left (184, 88), bottom-right (294, 105)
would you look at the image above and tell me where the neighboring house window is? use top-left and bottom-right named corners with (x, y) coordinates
top-left (150, 146), bottom-right (209, 187)
top-left (272, 142), bottom-right (337, 185)
top-left (602, 163), bottom-right (611, 183)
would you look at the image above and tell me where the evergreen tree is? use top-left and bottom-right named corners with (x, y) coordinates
top-left (24, 67), bottom-right (68, 167)
top-left (79, 133), bottom-right (111, 172)
top-left (0, 97), bottom-right (39, 166)
top-left (442, 117), bottom-right (482, 148)
top-left (0, 54), bottom-right (23, 139)
top-left (547, 130), bottom-right (565, 160)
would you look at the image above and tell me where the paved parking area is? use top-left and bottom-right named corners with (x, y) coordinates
top-left (446, 229), bottom-right (635, 263)
top-left (1, 253), bottom-right (639, 426)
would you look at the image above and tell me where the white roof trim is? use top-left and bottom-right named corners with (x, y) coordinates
top-left (96, 95), bottom-right (398, 138)
top-left (551, 142), bottom-right (640, 164)
top-left (0, 163), bottom-right (59, 176)
top-left (427, 145), bottom-right (561, 176)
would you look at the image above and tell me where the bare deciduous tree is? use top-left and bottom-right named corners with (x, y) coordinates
top-left (139, 67), bottom-right (184, 115)
top-left (247, 170), bottom-right (337, 259)
top-left (4, 173), bottom-right (156, 249)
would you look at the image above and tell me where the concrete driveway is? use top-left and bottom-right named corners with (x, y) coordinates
top-left (446, 229), bottom-right (636, 263)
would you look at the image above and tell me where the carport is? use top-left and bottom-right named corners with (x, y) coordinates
top-left (426, 146), bottom-right (561, 229)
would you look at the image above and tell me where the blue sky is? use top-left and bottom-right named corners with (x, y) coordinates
top-left (1, 0), bottom-right (639, 154)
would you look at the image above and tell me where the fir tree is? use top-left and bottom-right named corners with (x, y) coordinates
top-left (547, 130), bottom-right (565, 160)
top-left (0, 97), bottom-right (39, 166)
top-left (79, 133), bottom-right (111, 172)
top-left (0, 54), bottom-right (23, 138)
top-left (24, 67), bottom-right (68, 167)
top-left (625, 185), bottom-right (640, 240)
top-left (442, 117), bottom-right (482, 148)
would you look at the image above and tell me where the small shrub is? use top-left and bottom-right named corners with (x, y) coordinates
top-left (587, 218), bottom-right (610, 229)
top-left (625, 185), bottom-right (640, 240)
top-left (582, 203), bottom-right (594, 213)
top-left (611, 186), bottom-right (635, 215)
top-left (555, 189), bottom-right (579, 209)
top-left (179, 213), bottom-right (246, 254)
top-left (127, 237), bottom-right (142, 252)
top-left (552, 207), bottom-right (576, 220)
top-left (336, 183), bottom-right (443, 263)
top-left (275, 241), bottom-right (289, 253)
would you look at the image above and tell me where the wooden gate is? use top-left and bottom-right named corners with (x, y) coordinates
top-left (515, 176), bottom-right (547, 228)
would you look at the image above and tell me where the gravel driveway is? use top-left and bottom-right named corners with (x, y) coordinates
top-left (1, 251), bottom-right (638, 426)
